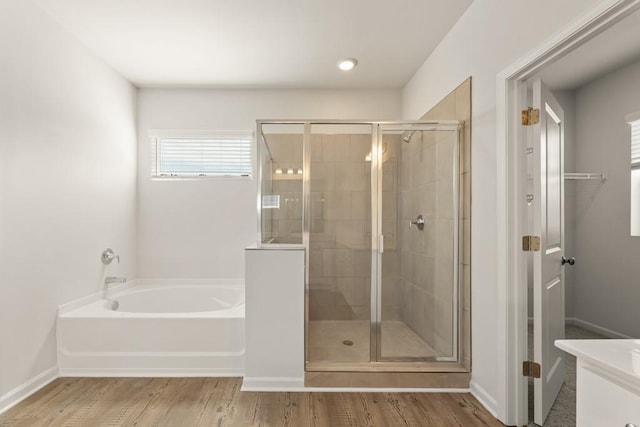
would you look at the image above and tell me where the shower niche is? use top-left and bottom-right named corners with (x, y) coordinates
top-left (257, 117), bottom-right (470, 380)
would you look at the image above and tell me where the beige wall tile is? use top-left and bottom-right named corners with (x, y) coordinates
top-left (382, 221), bottom-right (397, 250)
top-left (335, 249), bottom-right (354, 277)
top-left (335, 220), bottom-right (365, 248)
top-left (321, 134), bottom-right (339, 162)
top-left (463, 124), bottom-right (471, 173)
top-left (462, 172), bottom-right (471, 219)
top-left (353, 250), bottom-right (371, 277)
top-left (350, 134), bottom-right (371, 162)
top-left (435, 258), bottom-right (454, 302)
top-left (429, 91), bottom-right (456, 120)
top-left (436, 179), bottom-right (454, 219)
top-left (436, 136), bottom-right (455, 181)
top-left (325, 191), bottom-right (351, 220)
top-left (436, 219), bottom-right (454, 258)
top-left (350, 372), bottom-right (398, 388)
top-left (463, 219), bottom-right (470, 265)
top-left (396, 372), bottom-right (469, 388)
top-left (310, 134), bottom-right (322, 160)
top-left (462, 308), bottom-right (471, 366)
top-left (309, 249), bottom-right (323, 278)
top-left (382, 159), bottom-right (396, 192)
top-left (381, 251), bottom-right (398, 277)
top-left (322, 249), bottom-right (337, 277)
top-left (463, 264), bottom-right (471, 312)
top-left (335, 162), bottom-right (366, 192)
top-left (266, 135), bottom-right (293, 163)
top-left (381, 190), bottom-right (397, 222)
top-left (455, 79), bottom-right (472, 123)
top-left (310, 162), bottom-right (335, 192)
top-left (416, 181), bottom-right (436, 219)
top-left (305, 372), bottom-right (351, 387)
top-left (350, 191), bottom-right (370, 221)
top-left (336, 278), bottom-right (354, 307)
top-left (416, 256), bottom-right (435, 293)
top-left (408, 226), bottom-right (424, 254)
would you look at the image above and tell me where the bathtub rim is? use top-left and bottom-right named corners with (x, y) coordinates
top-left (58, 278), bottom-right (245, 316)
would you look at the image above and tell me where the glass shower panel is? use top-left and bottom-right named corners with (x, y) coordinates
top-left (307, 124), bottom-right (373, 363)
top-left (259, 124), bottom-right (304, 245)
top-left (379, 126), bottom-right (460, 361)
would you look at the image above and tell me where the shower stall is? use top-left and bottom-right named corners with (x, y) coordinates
top-left (257, 120), bottom-right (466, 373)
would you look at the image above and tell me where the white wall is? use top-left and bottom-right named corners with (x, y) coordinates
top-left (0, 0), bottom-right (137, 407)
top-left (137, 89), bottom-right (400, 279)
top-left (401, 0), bottom-right (607, 418)
top-left (243, 248), bottom-right (305, 390)
top-left (572, 58), bottom-right (640, 337)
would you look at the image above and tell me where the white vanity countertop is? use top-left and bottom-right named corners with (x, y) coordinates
top-left (556, 339), bottom-right (640, 386)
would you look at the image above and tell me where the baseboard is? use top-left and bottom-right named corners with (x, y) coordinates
top-left (469, 380), bottom-right (498, 419)
top-left (58, 368), bottom-right (244, 378)
top-left (242, 376), bottom-right (471, 393)
top-left (0, 367), bottom-right (58, 415)
top-left (241, 377), bottom-right (305, 391)
top-left (565, 317), bottom-right (633, 339)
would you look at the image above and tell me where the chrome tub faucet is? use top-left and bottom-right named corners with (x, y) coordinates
top-left (105, 276), bottom-right (127, 286)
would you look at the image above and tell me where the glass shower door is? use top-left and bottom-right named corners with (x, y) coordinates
top-left (377, 123), bottom-right (461, 362)
top-left (306, 123), bottom-right (374, 364)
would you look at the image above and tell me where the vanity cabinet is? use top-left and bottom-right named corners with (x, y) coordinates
top-left (556, 339), bottom-right (640, 427)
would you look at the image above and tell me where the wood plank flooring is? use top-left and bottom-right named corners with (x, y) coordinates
top-left (0, 377), bottom-right (503, 426)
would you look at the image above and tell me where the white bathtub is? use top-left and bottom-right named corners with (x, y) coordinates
top-left (57, 281), bottom-right (245, 377)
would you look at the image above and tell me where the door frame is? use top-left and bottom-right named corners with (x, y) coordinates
top-left (496, 0), bottom-right (640, 424)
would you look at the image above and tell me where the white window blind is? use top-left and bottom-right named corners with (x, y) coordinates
top-left (150, 131), bottom-right (253, 178)
top-left (631, 120), bottom-right (640, 169)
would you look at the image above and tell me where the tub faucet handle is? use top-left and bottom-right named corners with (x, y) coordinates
top-left (101, 248), bottom-right (120, 265)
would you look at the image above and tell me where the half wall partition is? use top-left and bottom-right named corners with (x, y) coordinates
top-left (257, 120), bottom-right (466, 373)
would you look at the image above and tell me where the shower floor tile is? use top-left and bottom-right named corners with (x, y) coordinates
top-left (308, 320), bottom-right (437, 362)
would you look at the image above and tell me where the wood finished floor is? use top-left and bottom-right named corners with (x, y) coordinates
top-left (0, 377), bottom-right (503, 427)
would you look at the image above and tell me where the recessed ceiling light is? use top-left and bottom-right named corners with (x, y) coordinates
top-left (337, 58), bottom-right (358, 71)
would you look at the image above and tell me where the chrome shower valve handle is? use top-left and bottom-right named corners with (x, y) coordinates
top-left (101, 248), bottom-right (120, 265)
top-left (409, 214), bottom-right (425, 231)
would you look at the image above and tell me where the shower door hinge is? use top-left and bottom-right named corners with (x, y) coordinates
top-left (521, 107), bottom-right (540, 126)
top-left (522, 235), bottom-right (541, 252)
top-left (523, 361), bottom-right (541, 378)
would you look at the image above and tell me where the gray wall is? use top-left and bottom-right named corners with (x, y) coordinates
top-left (572, 58), bottom-right (640, 337)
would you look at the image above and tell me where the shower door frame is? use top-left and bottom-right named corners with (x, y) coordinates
top-left (257, 119), bottom-right (466, 373)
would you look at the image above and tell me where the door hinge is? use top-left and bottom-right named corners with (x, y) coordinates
top-left (523, 361), bottom-right (541, 378)
top-left (521, 107), bottom-right (540, 126)
top-left (522, 235), bottom-right (541, 252)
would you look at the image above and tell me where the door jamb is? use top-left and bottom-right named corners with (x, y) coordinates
top-left (496, 0), bottom-right (640, 424)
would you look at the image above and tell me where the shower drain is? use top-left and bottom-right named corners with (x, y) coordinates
top-left (342, 340), bottom-right (354, 346)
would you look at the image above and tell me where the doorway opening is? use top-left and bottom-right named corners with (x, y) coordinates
top-left (498, 0), bottom-right (640, 425)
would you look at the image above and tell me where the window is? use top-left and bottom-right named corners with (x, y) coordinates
top-left (150, 131), bottom-right (253, 178)
top-left (627, 114), bottom-right (640, 236)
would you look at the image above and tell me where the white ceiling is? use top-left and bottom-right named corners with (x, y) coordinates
top-left (33, 0), bottom-right (472, 89)
top-left (538, 8), bottom-right (640, 91)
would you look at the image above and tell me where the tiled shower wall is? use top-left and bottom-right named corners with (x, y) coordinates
top-left (309, 133), bottom-right (389, 321)
top-left (398, 79), bottom-right (471, 362)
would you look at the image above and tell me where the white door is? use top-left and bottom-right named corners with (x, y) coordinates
top-left (530, 79), bottom-right (566, 425)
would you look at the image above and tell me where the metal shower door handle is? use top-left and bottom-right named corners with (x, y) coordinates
top-left (409, 214), bottom-right (425, 231)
